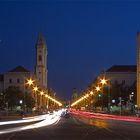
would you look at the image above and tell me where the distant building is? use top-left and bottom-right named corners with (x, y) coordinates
top-left (3, 66), bottom-right (33, 92)
top-left (0, 33), bottom-right (48, 93)
top-left (104, 65), bottom-right (136, 86)
top-left (35, 33), bottom-right (48, 88)
top-left (0, 74), bottom-right (4, 93)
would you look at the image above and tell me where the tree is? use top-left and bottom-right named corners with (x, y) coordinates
top-left (25, 93), bottom-right (35, 109)
top-left (4, 86), bottom-right (35, 110)
top-left (71, 88), bottom-right (78, 101)
top-left (4, 86), bottom-right (24, 110)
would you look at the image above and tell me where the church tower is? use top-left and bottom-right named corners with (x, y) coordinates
top-left (35, 33), bottom-right (47, 87)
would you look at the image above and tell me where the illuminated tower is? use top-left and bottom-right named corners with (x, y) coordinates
top-left (137, 32), bottom-right (140, 107)
top-left (35, 33), bottom-right (47, 87)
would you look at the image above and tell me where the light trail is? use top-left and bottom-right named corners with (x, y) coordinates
top-left (70, 110), bottom-right (140, 122)
top-left (0, 109), bottom-right (64, 135)
top-left (0, 114), bottom-right (47, 126)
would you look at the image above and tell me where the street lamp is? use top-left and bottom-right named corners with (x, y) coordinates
top-left (27, 79), bottom-right (34, 86)
top-left (33, 86), bottom-right (38, 111)
top-left (95, 86), bottom-right (103, 110)
top-left (95, 86), bottom-right (101, 92)
top-left (40, 91), bottom-right (44, 95)
top-left (22, 78), bottom-right (34, 115)
top-left (40, 91), bottom-right (44, 111)
top-left (100, 78), bottom-right (107, 85)
top-left (90, 91), bottom-right (94, 95)
top-left (100, 78), bottom-right (111, 112)
top-left (129, 92), bottom-right (135, 113)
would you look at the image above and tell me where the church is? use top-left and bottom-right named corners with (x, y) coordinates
top-left (0, 33), bottom-right (48, 94)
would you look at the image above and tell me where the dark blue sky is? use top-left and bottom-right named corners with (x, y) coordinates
top-left (0, 0), bottom-right (138, 99)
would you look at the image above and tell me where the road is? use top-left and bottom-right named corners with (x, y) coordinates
top-left (0, 113), bottom-right (140, 140)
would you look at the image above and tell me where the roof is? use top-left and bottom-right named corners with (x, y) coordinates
top-left (8, 66), bottom-right (30, 72)
top-left (0, 74), bottom-right (4, 82)
top-left (106, 65), bottom-right (136, 72)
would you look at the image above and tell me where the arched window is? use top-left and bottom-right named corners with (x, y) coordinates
top-left (38, 55), bottom-right (42, 61)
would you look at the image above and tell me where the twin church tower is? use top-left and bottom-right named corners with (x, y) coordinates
top-left (35, 33), bottom-right (48, 88)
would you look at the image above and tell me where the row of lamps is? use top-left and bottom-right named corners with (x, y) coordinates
top-left (71, 77), bottom-right (108, 107)
top-left (26, 78), bottom-right (62, 107)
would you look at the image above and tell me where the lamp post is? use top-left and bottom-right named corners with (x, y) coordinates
top-left (95, 86), bottom-right (102, 111)
top-left (40, 91), bottom-right (44, 112)
top-left (129, 92), bottom-right (134, 113)
top-left (100, 78), bottom-right (108, 111)
top-left (33, 86), bottom-right (38, 111)
top-left (25, 78), bottom-right (34, 114)
top-left (95, 86), bottom-right (101, 92)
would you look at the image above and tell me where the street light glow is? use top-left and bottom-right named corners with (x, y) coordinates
top-left (40, 91), bottom-right (44, 95)
top-left (25, 78), bottom-right (63, 107)
top-left (33, 86), bottom-right (38, 92)
top-left (100, 78), bottom-right (107, 85)
top-left (90, 91), bottom-right (94, 95)
top-left (71, 91), bottom-right (94, 107)
top-left (95, 86), bottom-right (101, 92)
top-left (27, 79), bottom-right (34, 86)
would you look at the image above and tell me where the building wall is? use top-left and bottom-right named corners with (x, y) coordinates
top-left (137, 32), bottom-right (140, 107)
top-left (105, 72), bottom-right (136, 86)
top-left (0, 81), bottom-right (4, 93)
top-left (4, 72), bottom-right (33, 91)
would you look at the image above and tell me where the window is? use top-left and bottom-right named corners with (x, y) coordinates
top-left (122, 80), bottom-right (125, 85)
top-left (9, 79), bottom-right (12, 83)
top-left (38, 55), bottom-right (42, 61)
top-left (17, 79), bottom-right (20, 83)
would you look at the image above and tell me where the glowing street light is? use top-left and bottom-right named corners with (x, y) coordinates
top-left (33, 86), bottom-right (38, 92)
top-left (90, 91), bottom-right (94, 95)
top-left (45, 94), bottom-right (48, 98)
top-left (95, 86), bottom-right (101, 92)
top-left (27, 79), bottom-right (34, 86)
top-left (25, 78), bottom-right (63, 108)
top-left (86, 94), bottom-right (89, 98)
top-left (33, 86), bottom-right (38, 110)
top-left (40, 91), bottom-right (44, 95)
top-left (100, 78), bottom-right (107, 85)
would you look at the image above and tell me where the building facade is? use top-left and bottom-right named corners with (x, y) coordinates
top-left (3, 66), bottom-right (33, 92)
top-left (137, 32), bottom-right (140, 107)
top-left (0, 33), bottom-right (48, 110)
top-left (105, 65), bottom-right (136, 86)
top-left (35, 33), bottom-right (48, 88)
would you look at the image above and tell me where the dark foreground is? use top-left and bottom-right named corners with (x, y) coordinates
top-left (0, 114), bottom-right (140, 140)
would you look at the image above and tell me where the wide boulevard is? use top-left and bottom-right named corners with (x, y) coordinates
top-left (0, 112), bottom-right (140, 140)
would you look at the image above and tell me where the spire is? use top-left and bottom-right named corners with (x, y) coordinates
top-left (36, 32), bottom-right (46, 47)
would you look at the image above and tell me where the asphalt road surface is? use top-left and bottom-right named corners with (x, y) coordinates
top-left (0, 113), bottom-right (140, 140)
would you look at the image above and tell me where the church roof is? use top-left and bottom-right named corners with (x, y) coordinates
top-left (8, 66), bottom-right (30, 72)
top-left (36, 32), bottom-right (46, 47)
top-left (0, 74), bottom-right (4, 81)
top-left (106, 65), bottom-right (136, 72)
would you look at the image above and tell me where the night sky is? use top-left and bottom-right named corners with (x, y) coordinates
top-left (0, 0), bottom-right (138, 100)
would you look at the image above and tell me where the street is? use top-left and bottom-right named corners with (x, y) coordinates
top-left (0, 113), bottom-right (140, 140)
